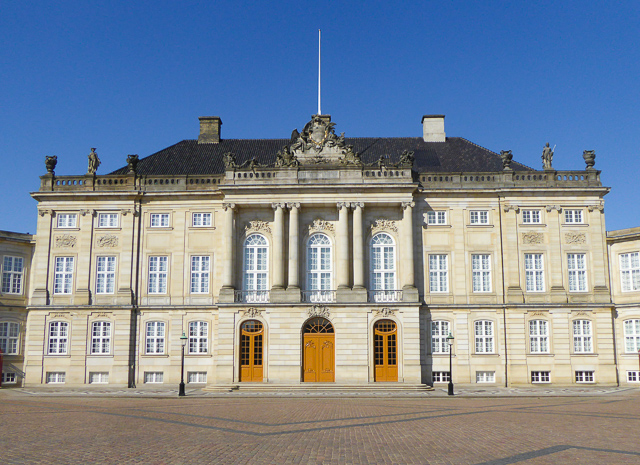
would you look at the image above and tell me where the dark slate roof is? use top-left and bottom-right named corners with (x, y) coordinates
top-left (110, 137), bottom-right (532, 175)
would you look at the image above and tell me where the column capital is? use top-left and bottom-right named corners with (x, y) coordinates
top-left (337, 202), bottom-right (350, 209)
top-left (401, 201), bottom-right (415, 210)
top-left (272, 202), bottom-right (286, 210)
top-left (286, 202), bottom-right (301, 210)
top-left (222, 203), bottom-right (236, 211)
top-left (38, 209), bottom-right (53, 217)
top-left (587, 204), bottom-right (604, 212)
top-left (545, 205), bottom-right (562, 212)
top-left (352, 202), bottom-right (364, 209)
top-left (503, 204), bottom-right (519, 213)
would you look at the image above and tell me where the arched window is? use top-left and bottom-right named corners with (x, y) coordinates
top-left (370, 233), bottom-right (397, 302)
top-left (243, 234), bottom-right (268, 303)
top-left (306, 234), bottom-right (333, 302)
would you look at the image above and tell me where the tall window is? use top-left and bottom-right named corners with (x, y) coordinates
top-left (426, 211), bottom-right (446, 225)
top-left (522, 210), bottom-right (541, 224)
top-left (57, 213), bottom-right (77, 228)
top-left (98, 213), bottom-right (118, 228)
top-left (150, 213), bottom-right (170, 227)
top-left (148, 256), bottom-right (168, 294)
top-left (620, 252), bottom-right (640, 292)
top-left (429, 254), bottom-right (448, 293)
top-left (529, 320), bottom-right (549, 353)
top-left (48, 321), bottom-right (69, 354)
top-left (573, 319), bottom-right (593, 353)
top-left (54, 257), bottom-right (74, 294)
top-left (568, 254), bottom-right (587, 292)
top-left (370, 233), bottom-right (397, 299)
top-left (2, 256), bottom-right (24, 294)
top-left (475, 320), bottom-right (494, 353)
top-left (243, 234), bottom-right (268, 301)
top-left (190, 256), bottom-right (210, 294)
top-left (470, 211), bottom-right (489, 225)
top-left (146, 321), bottom-right (165, 354)
top-left (624, 319), bottom-right (640, 353)
top-left (192, 213), bottom-right (211, 227)
top-left (472, 254), bottom-right (491, 292)
top-left (90, 321), bottom-right (111, 354)
top-left (188, 321), bottom-right (208, 354)
top-left (525, 254), bottom-right (544, 292)
top-left (307, 234), bottom-right (332, 300)
top-left (96, 256), bottom-right (116, 294)
top-left (564, 209), bottom-right (583, 224)
top-left (431, 321), bottom-right (450, 354)
top-left (0, 322), bottom-right (20, 355)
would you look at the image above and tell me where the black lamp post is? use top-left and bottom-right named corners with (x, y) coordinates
top-left (447, 332), bottom-right (455, 396)
top-left (179, 332), bottom-right (188, 397)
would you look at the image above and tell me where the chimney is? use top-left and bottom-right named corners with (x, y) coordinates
top-left (198, 116), bottom-right (222, 144)
top-left (422, 115), bottom-right (446, 142)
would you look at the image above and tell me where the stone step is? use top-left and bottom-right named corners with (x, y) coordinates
top-left (202, 383), bottom-right (434, 392)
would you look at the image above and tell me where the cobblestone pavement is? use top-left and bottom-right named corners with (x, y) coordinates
top-left (2, 388), bottom-right (639, 464)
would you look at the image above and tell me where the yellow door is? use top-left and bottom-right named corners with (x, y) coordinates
top-left (240, 320), bottom-right (263, 382)
top-left (302, 318), bottom-right (335, 382)
top-left (374, 320), bottom-right (398, 382)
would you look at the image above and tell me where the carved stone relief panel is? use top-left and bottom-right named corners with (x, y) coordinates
top-left (375, 308), bottom-right (397, 317)
top-left (371, 219), bottom-right (398, 235)
top-left (565, 232), bottom-right (586, 244)
top-left (242, 308), bottom-right (263, 318)
top-left (522, 232), bottom-right (544, 244)
top-left (309, 219), bottom-right (335, 234)
top-left (307, 305), bottom-right (331, 319)
top-left (97, 235), bottom-right (118, 248)
top-left (55, 235), bottom-right (77, 248)
top-left (245, 220), bottom-right (272, 235)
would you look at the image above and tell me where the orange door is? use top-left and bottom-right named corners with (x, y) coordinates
top-left (240, 320), bottom-right (263, 382)
top-left (302, 318), bottom-right (335, 382)
top-left (374, 320), bottom-right (398, 382)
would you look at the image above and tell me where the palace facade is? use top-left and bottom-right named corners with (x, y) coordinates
top-left (2, 114), bottom-right (640, 388)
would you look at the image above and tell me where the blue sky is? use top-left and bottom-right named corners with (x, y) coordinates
top-left (2, 1), bottom-right (639, 234)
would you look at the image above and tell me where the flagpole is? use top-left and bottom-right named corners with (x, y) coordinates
top-left (318, 29), bottom-right (321, 115)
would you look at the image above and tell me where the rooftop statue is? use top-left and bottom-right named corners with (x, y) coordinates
top-left (583, 150), bottom-right (596, 169)
top-left (127, 154), bottom-right (139, 174)
top-left (399, 150), bottom-right (415, 168)
top-left (45, 155), bottom-right (58, 174)
top-left (275, 145), bottom-right (299, 167)
top-left (500, 150), bottom-right (513, 170)
top-left (87, 148), bottom-right (100, 175)
top-left (542, 143), bottom-right (554, 170)
top-left (223, 152), bottom-right (237, 169)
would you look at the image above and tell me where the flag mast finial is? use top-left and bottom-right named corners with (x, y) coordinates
top-left (318, 29), bottom-right (321, 115)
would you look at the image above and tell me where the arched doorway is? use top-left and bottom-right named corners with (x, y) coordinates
top-left (239, 320), bottom-right (263, 382)
top-left (374, 319), bottom-right (398, 382)
top-left (302, 318), bottom-right (335, 382)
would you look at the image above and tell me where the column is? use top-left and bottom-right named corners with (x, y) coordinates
top-left (352, 202), bottom-right (365, 289)
top-left (287, 203), bottom-right (300, 289)
top-left (546, 205), bottom-right (566, 302)
top-left (337, 202), bottom-right (350, 289)
top-left (222, 203), bottom-right (235, 289)
top-left (401, 201), bottom-right (416, 291)
top-left (272, 203), bottom-right (285, 290)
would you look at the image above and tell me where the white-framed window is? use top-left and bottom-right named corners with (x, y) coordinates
top-left (470, 211), bottom-right (489, 225)
top-left (564, 209), bottom-right (583, 224)
top-left (370, 233), bottom-right (397, 299)
top-left (624, 319), bottom-right (640, 353)
top-left (2, 256), bottom-right (24, 294)
top-left (531, 371), bottom-right (550, 383)
top-left (573, 319), bottom-right (593, 353)
top-left (192, 212), bottom-right (212, 227)
top-left (98, 213), bottom-right (119, 228)
top-left (188, 372), bottom-right (207, 383)
top-left (432, 371), bottom-right (450, 383)
top-left (89, 372), bottom-right (109, 384)
top-left (90, 321), bottom-right (111, 354)
top-left (431, 320), bottom-right (450, 354)
top-left (145, 321), bottom-right (165, 354)
top-left (307, 234), bottom-right (333, 300)
top-left (188, 321), bottom-right (208, 354)
top-left (568, 254), bottom-right (587, 292)
top-left (144, 372), bottom-right (163, 383)
top-left (148, 256), bottom-right (168, 294)
top-left (627, 371), bottom-right (640, 383)
top-left (2, 372), bottom-right (17, 384)
top-left (57, 213), bottom-right (77, 228)
top-left (429, 254), bottom-right (448, 293)
top-left (190, 256), bottom-right (210, 294)
top-left (529, 320), bottom-right (549, 353)
top-left (575, 371), bottom-right (594, 383)
top-left (96, 256), bottom-right (116, 294)
top-left (426, 211), bottom-right (447, 225)
top-left (53, 257), bottom-right (74, 294)
top-left (46, 372), bottom-right (66, 384)
top-left (472, 254), bottom-right (491, 292)
top-left (243, 234), bottom-right (269, 300)
top-left (476, 371), bottom-right (495, 383)
top-left (0, 322), bottom-right (20, 355)
top-left (150, 213), bottom-right (170, 228)
top-left (48, 321), bottom-right (69, 355)
top-left (620, 252), bottom-right (640, 292)
top-left (525, 254), bottom-right (544, 292)
top-left (475, 320), bottom-right (494, 353)
top-left (522, 210), bottom-right (541, 224)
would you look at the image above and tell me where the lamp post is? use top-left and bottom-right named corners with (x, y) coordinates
top-left (447, 333), bottom-right (455, 396)
top-left (179, 332), bottom-right (188, 397)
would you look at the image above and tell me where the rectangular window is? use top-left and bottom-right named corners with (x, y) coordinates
top-left (190, 256), bottom-right (210, 294)
top-left (575, 371), bottom-right (594, 383)
top-left (476, 371), bottom-right (495, 383)
top-left (144, 372), bottom-right (164, 383)
top-left (2, 256), bottom-right (24, 294)
top-left (522, 210), bottom-right (541, 224)
top-left (432, 371), bottom-right (450, 383)
top-left (470, 211), bottom-right (489, 225)
top-left (475, 320), bottom-right (494, 353)
top-left (2, 372), bottom-right (17, 384)
top-left (429, 254), bottom-right (448, 293)
top-left (529, 320), bottom-right (549, 353)
top-left (568, 254), bottom-right (587, 292)
top-left (564, 209), bottom-right (583, 224)
top-left (48, 321), bottom-right (69, 355)
top-left (54, 257), bottom-right (74, 294)
top-left (472, 254), bottom-right (491, 292)
top-left (150, 213), bottom-right (170, 228)
top-left (96, 256), bottom-right (116, 294)
top-left (624, 319), bottom-right (640, 353)
top-left (531, 371), bottom-right (550, 383)
top-left (188, 372), bottom-right (207, 383)
top-left (0, 322), bottom-right (20, 355)
top-left (90, 321), bottom-right (111, 354)
top-left (145, 321), bottom-right (165, 354)
top-left (57, 213), bottom-right (77, 228)
top-left (620, 252), bottom-right (640, 292)
top-left (573, 320), bottom-right (593, 353)
top-left (89, 372), bottom-right (109, 384)
top-left (148, 256), bottom-right (168, 294)
top-left (431, 321), bottom-right (450, 354)
top-left (188, 321), bottom-right (208, 354)
top-left (627, 371), bottom-right (640, 383)
top-left (192, 213), bottom-right (212, 227)
top-left (98, 213), bottom-right (119, 228)
top-left (46, 372), bottom-right (66, 384)
top-left (525, 254), bottom-right (545, 292)
top-left (426, 211), bottom-right (446, 225)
